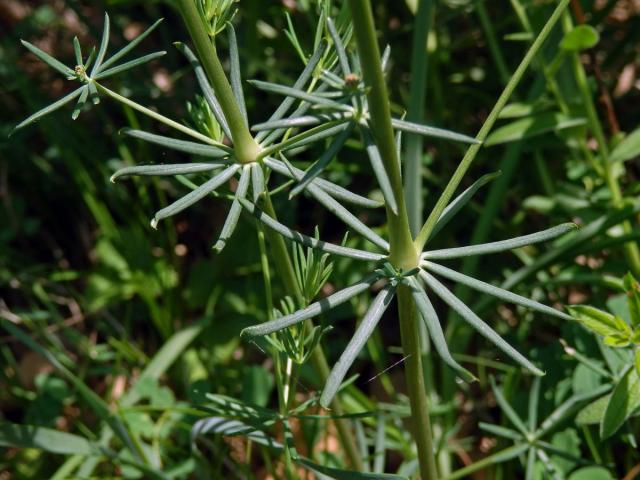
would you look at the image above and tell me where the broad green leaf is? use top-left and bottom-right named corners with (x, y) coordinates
top-left (623, 273), bottom-right (640, 327)
top-left (601, 367), bottom-right (640, 438)
top-left (568, 467), bottom-right (614, 480)
top-left (297, 457), bottom-right (408, 479)
top-left (213, 165), bottom-right (251, 252)
top-left (320, 286), bottom-right (396, 407)
top-left (227, 24), bottom-right (247, 122)
top-left (610, 128), bottom-right (640, 164)
top-left (575, 394), bottom-right (610, 425)
top-left (485, 113), bottom-right (586, 146)
top-left (0, 423), bottom-right (97, 456)
top-left (567, 305), bottom-right (623, 338)
top-left (423, 223), bottom-right (577, 260)
top-left (560, 25), bottom-right (599, 51)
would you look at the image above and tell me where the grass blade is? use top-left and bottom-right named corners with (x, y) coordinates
top-left (241, 273), bottom-right (380, 337)
top-left (227, 24), bottom-right (247, 123)
top-left (111, 162), bottom-right (227, 182)
top-left (95, 51), bottom-right (166, 79)
top-left (424, 262), bottom-right (571, 320)
top-left (363, 127), bottom-right (398, 214)
top-left (20, 40), bottom-right (74, 77)
top-left (90, 13), bottom-right (110, 76)
top-left (420, 271), bottom-right (544, 376)
top-left (408, 277), bottom-right (476, 381)
top-left (13, 87), bottom-right (84, 134)
top-left (151, 164), bottom-right (240, 228)
top-left (489, 377), bottom-right (530, 435)
top-left (213, 165), bottom-right (251, 252)
top-left (327, 18), bottom-right (351, 75)
top-left (320, 286), bottom-right (395, 407)
top-left (429, 172), bottom-right (501, 241)
top-left (121, 128), bottom-right (231, 157)
top-left (100, 18), bottom-right (164, 70)
top-left (391, 118), bottom-right (479, 144)
top-left (423, 223), bottom-right (577, 260)
top-left (478, 422), bottom-right (524, 441)
top-left (239, 198), bottom-right (385, 261)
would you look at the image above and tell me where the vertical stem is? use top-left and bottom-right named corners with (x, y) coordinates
top-left (175, 0), bottom-right (260, 163)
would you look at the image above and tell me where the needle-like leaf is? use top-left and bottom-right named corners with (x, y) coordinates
top-left (90, 13), bottom-right (110, 76)
top-left (100, 18), bottom-right (164, 71)
top-left (251, 163), bottom-right (265, 203)
top-left (241, 273), bottom-right (380, 337)
top-left (240, 198), bottom-right (385, 261)
top-left (253, 113), bottom-right (350, 132)
top-left (363, 127), bottom-right (398, 214)
top-left (320, 285), bottom-right (395, 407)
top-left (421, 271), bottom-right (544, 376)
top-left (87, 81), bottom-right (100, 105)
top-left (151, 164), bottom-right (240, 228)
top-left (20, 40), bottom-right (74, 77)
top-left (390, 118), bottom-right (480, 145)
top-left (213, 165), bottom-right (251, 252)
top-left (121, 128), bottom-right (231, 158)
top-left (13, 87), bottom-right (84, 133)
top-left (429, 171), bottom-right (501, 241)
top-left (422, 223), bottom-right (577, 260)
top-left (73, 37), bottom-right (83, 66)
top-left (111, 162), bottom-right (227, 182)
top-left (249, 80), bottom-right (351, 111)
top-left (478, 422), bottom-right (524, 441)
top-left (95, 51), bottom-right (167, 79)
top-left (72, 86), bottom-right (89, 120)
top-left (327, 18), bottom-right (351, 76)
top-left (227, 24), bottom-right (247, 123)
top-left (261, 119), bottom-right (350, 157)
top-left (407, 277), bottom-right (476, 381)
top-left (489, 376), bottom-right (530, 435)
top-left (423, 262), bottom-right (572, 320)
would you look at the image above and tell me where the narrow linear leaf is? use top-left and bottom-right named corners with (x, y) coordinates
top-left (485, 113), bottom-right (586, 146)
top-left (363, 127), bottom-right (398, 214)
top-left (478, 422), bottom-right (524, 441)
top-left (430, 171), bottom-right (501, 240)
top-left (408, 277), bottom-right (476, 382)
top-left (90, 13), bottom-right (110, 76)
top-left (191, 417), bottom-right (283, 452)
top-left (83, 47), bottom-right (96, 72)
top-left (421, 271), bottom-right (544, 376)
top-left (174, 42), bottom-right (232, 140)
top-left (320, 286), bottom-right (395, 407)
top-left (423, 223), bottom-right (577, 260)
top-left (239, 198), bottom-right (385, 261)
top-left (298, 457), bottom-right (407, 479)
top-left (249, 79), bottom-right (350, 111)
top-left (251, 163), bottom-right (265, 203)
top-left (111, 162), bottom-right (227, 182)
top-left (425, 262), bottom-right (571, 320)
top-left (227, 24), bottom-right (247, 122)
top-left (261, 119), bottom-right (350, 157)
top-left (88, 81), bottom-right (100, 105)
top-left (373, 413), bottom-right (386, 474)
top-left (151, 164), bottom-right (240, 228)
top-left (265, 157), bottom-right (382, 208)
top-left (0, 423), bottom-right (97, 456)
top-left (529, 377), bottom-right (541, 430)
top-left (20, 40), bottom-right (74, 77)
top-left (213, 165), bottom-right (251, 252)
top-left (121, 128), bottom-right (231, 158)
top-left (100, 18), bottom-right (164, 70)
top-left (72, 86), bottom-right (89, 120)
top-left (13, 87), bottom-right (84, 133)
top-left (327, 18), bottom-right (351, 76)
top-left (73, 37), bottom-right (83, 66)
top-left (290, 123), bottom-right (354, 197)
top-left (253, 113), bottom-right (349, 132)
top-left (489, 377), bottom-right (530, 435)
top-left (241, 273), bottom-right (380, 337)
top-left (95, 51), bottom-right (166, 79)
top-left (391, 118), bottom-right (480, 144)
top-left (279, 157), bottom-right (390, 250)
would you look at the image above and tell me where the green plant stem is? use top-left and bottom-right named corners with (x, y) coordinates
top-left (175, 0), bottom-right (260, 163)
top-left (347, 1), bottom-right (437, 478)
top-left (414, 0), bottom-right (572, 252)
top-left (562, 13), bottom-right (640, 277)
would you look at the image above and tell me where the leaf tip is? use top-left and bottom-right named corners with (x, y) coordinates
top-left (150, 218), bottom-right (159, 229)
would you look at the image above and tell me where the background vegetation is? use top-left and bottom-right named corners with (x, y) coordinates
top-left (1, 0), bottom-right (639, 478)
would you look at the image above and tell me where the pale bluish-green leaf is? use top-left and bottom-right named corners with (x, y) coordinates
top-left (601, 367), bottom-right (640, 438)
top-left (485, 113), bottom-right (586, 146)
top-left (253, 113), bottom-right (350, 132)
top-left (560, 25), bottom-right (599, 51)
top-left (90, 13), bottom-right (110, 76)
top-left (13, 87), bottom-right (83, 133)
top-left (489, 377), bottom-right (529, 434)
top-left (429, 172), bottom-right (501, 240)
top-left (390, 118), bottom-right (479, 144)
top-left (251, 163), bottom-right (265, 203)
top-left (529, 377), bottom-right (541, 430)
top-left (610, 128), bottom-right (640, 164)
top-left (320, 286), bottom-right (395, 407)
top-left (425, 262), bottom-right (571, 320)
top-left (121, 128), bottom-right (231, 158)
top-left (174, 42), bottom-right (232, 139)
top-left (151, 165), bottom-right (240, 228)
top-left (227, 24), bottom-right (247, 122)
top-left (88, 81), bottom-right (100, 105)
top-left (239, 198), bottom-right (385, 261)
top-left (261, 119), bottom-right (349, 156)
top-left (241, 273), bottom-right (380, 337)
top-left (408, 277), bottom-right (476, 381)
top-left (72, 86), bottom-right (89, 120)
top-left (575, 394), bottom-right (609, 426)
top-left (95, 51), bottom-right (166, 79)
top-left (249, 79), bottom-right (350, 111)
top-left (20, 40), bottom-right (74, 77)
top-left (363, 127), bottom-right (398, 214)
top-left (265, 157), bottom-right (382, 208)
top-left (111, 163), bottom-right (227, 182)
top-left (327, 18), bottom-right (351, 76)
top-left (298, 457), bottom-right (408, 479)
top-left (213, 165), bottom-right (251, 252)
top-left (100, 18), bottom-right (164, 70)
top-left (421, 271), bottom-right (544, 375)
top-left (422, 223), bottom-right (577, 260)
top-left (290, 123), bottom-right (354, 197)
top-left (191, 417), bottom-right (283, 451)
top-left (84, 47), bottom-right (96, 72)
top-left (0, 423), bottom-right (97, 456)
top-left (477, 422), bottom-right (523, 441)
top-left (73, 36), bottom-right (83, 66)
top-left (373, 413), bottom-right (386, 473)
